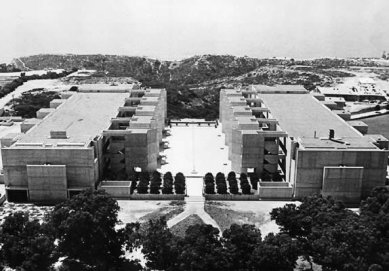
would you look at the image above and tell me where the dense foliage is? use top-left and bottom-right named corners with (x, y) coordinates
top-left (6, 90), bottom-right (61, 118)
top-left (18, 54), bottom-right (374, 120)
top-left (2, 187), bottom-right (389, 270)
top-left (271, 187), bottom-right (389, 271)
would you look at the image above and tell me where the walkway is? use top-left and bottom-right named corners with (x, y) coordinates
top-left (166, 196), bottom-right (221, 232)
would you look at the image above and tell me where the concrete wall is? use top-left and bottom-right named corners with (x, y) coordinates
top-left (322, 166), bottom-right (363, 203)
top-left (2, 147), bottom-right (97, 190)
top-left (294, 149), bottom-right (388, 200)
top-left (27, 165), bottom-right (67, 201)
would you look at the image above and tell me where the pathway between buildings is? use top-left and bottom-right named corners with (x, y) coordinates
top-left (166, 196), bottom-right (221, 232)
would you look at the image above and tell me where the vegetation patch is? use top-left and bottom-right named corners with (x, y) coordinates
top-left (170, 214), bottom-right (205, 237)
top-left (139, 202), bottom-right (185, 223)
top-left (205, 201), bottom-right (265, 232)
top-left (5, 90), bottom-right (60, 118)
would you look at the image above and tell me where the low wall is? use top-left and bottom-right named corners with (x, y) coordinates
top-left (259, 181), bottom-right (289, 187)
top-left (204, 194), bottom-right (259, 201)
top-left (101, 185), bottom-right (131, 198)
top-left (258, 186), bottom-right (293, 199)
top-left (129, 194), bottom-right (185, 200)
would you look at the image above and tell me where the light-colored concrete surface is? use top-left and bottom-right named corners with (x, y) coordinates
top-left (160, 124), bottom-right (231, 176)
top-left (186, 177), bottom-right (204, 196)
top-left (259, 93), bottom-right (361, 138)
top-left (17, 92), bottom-right (128, 144)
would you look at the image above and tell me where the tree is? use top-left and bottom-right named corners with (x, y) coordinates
top-left (150, 171), bottom-right (162, 194)
top-left (222, 224), bottom-right (262, 270)
top-left (216, 172), bottom-right (228, 194)
top-left (162, 171), bottom-right (174, 194)
top-left (204, 172), bottom-right (216, 194)
top-left (129, 171), bottom-right (139, 194)
top-left (249, 172), bottom-right (259, 190)
top-left (48, 189), bottom-right (127, 270)
top-left (174, 172), bottom-right (186, 194)
top-left (241, 183), bottom-right (251, 195)
top-left (137, 172), bottom-right (150, 194)
top-left (227, 172), bottom-right (239, 194)
top-left (134, 218), bottom-right (179, 271)
top-left (251, 233), bottom-right (299, 271)
top-left (0, 212), bottom-right (56, 271)
top-left (176, 224), bottom-right (230, 271)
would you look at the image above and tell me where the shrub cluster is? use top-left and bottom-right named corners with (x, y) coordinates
top-left (129, 171), bottom-right (185, 195)
top-left (204, 171), bottom-right (256, 195)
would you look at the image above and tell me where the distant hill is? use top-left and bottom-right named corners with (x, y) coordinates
top-left (13, 54), bottom-right (361, 119)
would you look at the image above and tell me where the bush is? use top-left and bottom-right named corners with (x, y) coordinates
top-left (205, 183), bottom-right (215, 194)
top-left (137, 181), bottom-right (148, 194)
top-left (204, 173), bottom-right (215, 185)
top-left (129, 172), bottom-right (139, 194)
top-left (249, 173), bottom-right (259, 190)
top-left (216, 172), bottom-right (227, 194)
top-left (174, 172), bottom-right (186, 194)
top-left (137, 172), bottom-right (150, 194)
top-left (150, 171), bottom-right (162, 194)
top-left (162, 172), bottom-right (174, 194)
top-left (227, 171), bottom-right (236, 181)
top-left (217, 182), bottom-right (228, 194)
top-left (215, 172), bottom-right (226, 185)
top-left (240, 173), bottom-right (249, 186)
top-left (229, 183), bottom-right (239, 195)
top-left (241, 183), bottom-right (252, 195)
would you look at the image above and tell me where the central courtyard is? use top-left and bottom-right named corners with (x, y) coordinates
top-left (160, 123), bottom-right (231, 196)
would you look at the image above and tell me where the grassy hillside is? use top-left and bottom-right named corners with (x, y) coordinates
top-left (15, 54), bottom-right (357, 119)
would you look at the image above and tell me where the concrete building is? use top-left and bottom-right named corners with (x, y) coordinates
top-left (219, 85), bottom-right (388, 203)
top-left (1, 85), bottom-right (166, 202)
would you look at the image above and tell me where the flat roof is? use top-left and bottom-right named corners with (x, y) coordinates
top-left (15, 92), bottom-right (128, 146)
top-left (251, 85), bottom-right (308, 94)
top-left (300, 137), bottom-right (377, 149)
top-left (258, 93), bottom-right (361, 138)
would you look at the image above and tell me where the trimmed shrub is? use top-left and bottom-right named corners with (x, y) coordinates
top-left (229, 183), bottom-right (239, 195)
top-left (137, 181), bottom-right (148, 194)
top-left (205, 182), bottom-right (215, 194)
top-left (137, 172), bottom-right (150, 194)
top-left (216, 172), bottom-right (227, 194)
top-left (129, 172), bottom-right (139, 195)
top-left (249, 173), bottom-right (259, 190)
top-left (162, 171), bottom-right (174, 194)
top-left (241, 183), bottom-right (252, 195)
top-left (149, 171), bottom-right (162, 194)
top-left (240, 173), bottom-right (249, 186)
top-left (227, 171), bottom-right (236, 181)
top-left (204, 173), bottom-right (215, 185)
top-left (174, 172), bottom-right (186, 194)
top-left (215, 172), bottom-right (225, 185)
top-left (217, 182), bottom-right (228, 194)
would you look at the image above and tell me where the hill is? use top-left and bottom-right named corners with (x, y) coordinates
top-left (13, 54), bottom-right (358, 119)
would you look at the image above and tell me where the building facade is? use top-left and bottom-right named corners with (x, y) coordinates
top-left (1, 85), bottom-right (166, 202)
top-left (219, 85), bottom-right (388, 203)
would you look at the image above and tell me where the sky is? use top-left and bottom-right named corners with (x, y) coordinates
top-left (0, 0), bottom-right (388, 63)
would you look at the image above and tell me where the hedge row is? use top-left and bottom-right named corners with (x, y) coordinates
top-left (129, 171), bottom-right (186, 195)
top-left (204, 171), bottom-right (258, 195)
